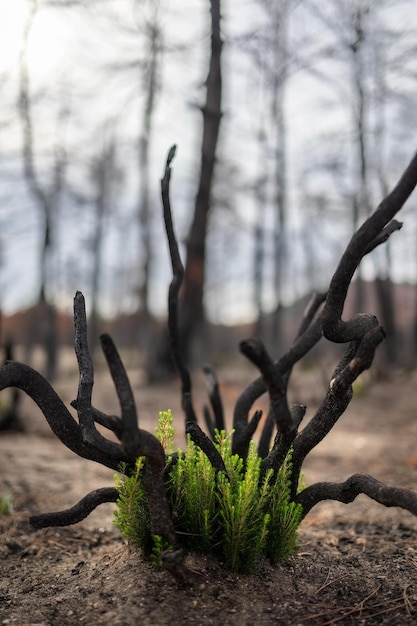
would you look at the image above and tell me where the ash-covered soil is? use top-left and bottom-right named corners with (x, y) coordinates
top-left (1, 364), bottom-right (417, 625)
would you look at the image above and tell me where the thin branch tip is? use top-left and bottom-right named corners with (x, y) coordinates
top-left (166, 144), bottom-right (177, 167)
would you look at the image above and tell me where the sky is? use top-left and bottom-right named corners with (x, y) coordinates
top-left (1, 0), bottom-right (417, 324)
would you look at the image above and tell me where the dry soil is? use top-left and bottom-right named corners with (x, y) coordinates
top-left (1, 363), bottom-right (417, 625)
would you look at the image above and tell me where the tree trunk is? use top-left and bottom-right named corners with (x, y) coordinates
top-left (372, 40), bottom-right (398, 364)
top-left (18, 1), bottom-right (64, 381)
top-left (89, 141), bottom-right (115, 351)
top-left (137, 19), bottom-right (160, 351)
top-left (252, 124), bottom-right (268, 341)
top-left (268, 1), bottom-right (289, 351)
top-left (351, 7), bottom-right (371, 316)
top-left (179, 0), bottom-right (223, 363)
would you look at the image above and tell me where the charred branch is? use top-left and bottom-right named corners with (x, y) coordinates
top-left (0, 340), bottom-right (23, 432)
top-left (74, 296), bottom-right (175, 544)
top-left (295, 291), bottom-right (327, 340)
top-left (240, 338), bottom-right (294, 437)
top-left (239, 337), bottom-right (308, 473)
top-left (203, 364), bottom-right (225, 432)
top-left (295, 474), bottom-right (417, 518)
top-left (70, 402), bottom-right (123, 440)
top-left (30, 488), bottom-right (119, 528)
top-left (185, 421), bottom-right (228, 476)
top-left (1, 290), bottom-right (176, 545)
top-left (73, 292), bottom-right (129, 460)
top-left (0, 360), bottom-right (127, 472)
top-left (99, 333), bottom-right (138, 455)
top-left (291, 321), bottom-right (386, 498)
top-left (322, 151), bottom-right (417, 344)
top-left (232, 409), bottom-right (263, 460)
top-left (161, 145), bottom-right (197, 425)
top-left (142, 459), bottom-right (176, 545)
top-left (232, 315), bottom-right (322, 458)
top-left (261, 404), bottom-right (306, 476)
top-left (203, 404), bottom-right (215, 440)
top-left (363, 219), bottom-right (403, 255)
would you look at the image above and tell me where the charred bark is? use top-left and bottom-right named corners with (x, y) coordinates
top-left (179, 0), bottom-right (223, 363)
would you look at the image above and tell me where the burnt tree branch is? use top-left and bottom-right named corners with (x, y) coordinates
top-left (73, 291), bottom-right (118, 457)
top-left (1, 291), bottom-right (176, 545)
top-left (0, 360), bottom-right (127, 471)
top-left (70, 403), bottom-right (123, 440)
top-left (185, 421), bottom-right (228, 476)
top-left (203, 364), bottom-right (225, 433)
top-left (322, 152), bottom-right (417, 343)
top-left (232, 315), bottom-right (322, 458)
top-left (161, 145), bottom-right (197, 425)
top-left (290, 330), bottom-right (385, 498)
top-left (239, 338), bottom-right (307, 472)
top-left (295, 474), bottom-right (417, 518)
top-left (239, 338), bottom-right (294, 437)
top-left (30, 488), bottom-right (119, 528)
top-left (99, 333), bottom-right (138, 455)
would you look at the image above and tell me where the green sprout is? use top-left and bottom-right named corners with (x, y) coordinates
top-left (114, 409), bottom-right (303, 573)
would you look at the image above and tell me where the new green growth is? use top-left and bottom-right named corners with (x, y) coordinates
top-left (114, 410), bottom-right (303, 573)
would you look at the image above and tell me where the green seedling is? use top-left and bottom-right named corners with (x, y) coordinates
top-left (114, 410), bottom-right (302, 573)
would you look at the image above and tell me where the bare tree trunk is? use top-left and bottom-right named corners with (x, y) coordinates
top-left (372, 41), bottom-right (398, 364)
top-left (137, 18), bottom-right (161, 351)
top-left (271, 82), bottom-right (287, 349)
top-left (350, 7), bottom-right (371, 315)
top-left (179, 0), bottom-right (222, 363)
top-left (18, 0), bottom-right (65, 381)
top-left (89, 138), bottom-right (117, 350)
top-left (268, 3), bottom-right (289, 351)
top-left (253, 126), bottom-right (268, 340)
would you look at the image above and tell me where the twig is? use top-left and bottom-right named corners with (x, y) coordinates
top-left (304, 584), bottom-right (381, 625)
top-left (315, 571), bottom-right (348, 595)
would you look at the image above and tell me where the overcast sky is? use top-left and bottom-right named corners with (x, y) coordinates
top-left (1, 1), bottom-right (417, 324)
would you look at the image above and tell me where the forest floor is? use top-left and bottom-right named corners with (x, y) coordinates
top-left (1, 355), bottom-right (417, 625)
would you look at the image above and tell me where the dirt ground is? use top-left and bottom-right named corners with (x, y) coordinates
top-left (1, 358), bottom-right (417, 625)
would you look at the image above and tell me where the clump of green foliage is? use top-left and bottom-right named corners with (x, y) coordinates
top-left (114, 457), bottom-right (150, 551)
top-left (114, 410), bottom-right (303, 573)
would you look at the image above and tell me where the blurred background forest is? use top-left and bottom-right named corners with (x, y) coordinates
top-left (1, 0), bottom-right (417, 384)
